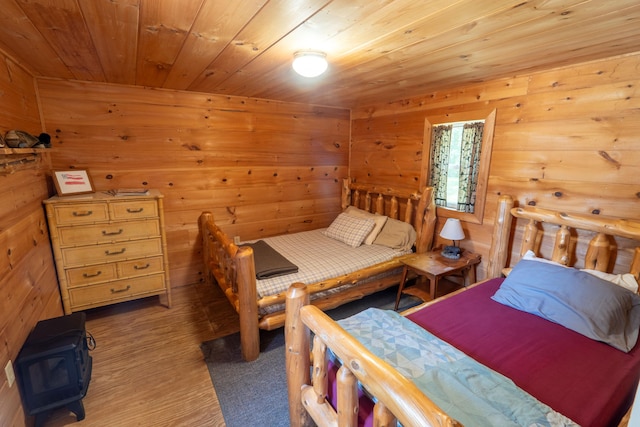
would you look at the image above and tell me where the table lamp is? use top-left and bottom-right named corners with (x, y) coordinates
top-left (440, 218), bottom-right (465, 259)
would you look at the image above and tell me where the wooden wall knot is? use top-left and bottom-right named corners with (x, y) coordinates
top-left (598, 150), bottom-right (621, 169)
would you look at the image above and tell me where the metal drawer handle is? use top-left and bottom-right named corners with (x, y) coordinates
top-left (102, 228), bottom-right (123, 236)
top-left (82, 271), bottom-right (102, 278)
top-left (72, 210), bottom-right (93, 217)
top-left (126, 208), bottom-right (144, 213)
top-left (111, 285), bottom-right (131, 294)
top-left (105, 248), bottom-right (126, 256)
top-left (134, 263), bottom-right (151, 270)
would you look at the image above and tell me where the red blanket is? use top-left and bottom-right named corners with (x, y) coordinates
top-left (408, 278), bottom-right (640, 426)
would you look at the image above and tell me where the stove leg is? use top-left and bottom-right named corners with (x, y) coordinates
top-left (68, 399), bottom-right (86, 421)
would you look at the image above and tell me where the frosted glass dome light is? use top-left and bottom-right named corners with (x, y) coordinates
top-left (292, 51), bottom-right (328, 78)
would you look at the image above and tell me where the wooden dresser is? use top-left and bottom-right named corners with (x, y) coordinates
top-left (43, 190), bottom-right (171, 314)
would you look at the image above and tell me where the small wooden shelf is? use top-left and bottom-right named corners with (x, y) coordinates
top-left (1, 147), bottom-right (50, 154)
top-left (1, 147), bottom-right (50, 173)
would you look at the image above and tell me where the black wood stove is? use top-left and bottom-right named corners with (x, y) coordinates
top-left (15, 312), bottom-right (93, 427)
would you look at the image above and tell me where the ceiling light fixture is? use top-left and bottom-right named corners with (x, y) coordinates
top-left (292, 51), bottom-right (328, 78)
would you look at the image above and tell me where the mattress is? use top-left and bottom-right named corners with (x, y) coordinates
top-left (252, 228), bottom-right (411, 299)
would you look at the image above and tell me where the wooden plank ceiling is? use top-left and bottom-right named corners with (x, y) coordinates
top-left (0, 0), bottom-right (639, 108)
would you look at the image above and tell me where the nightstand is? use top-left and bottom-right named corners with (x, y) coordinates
top-left (394, 249), bottom-right (481, 310)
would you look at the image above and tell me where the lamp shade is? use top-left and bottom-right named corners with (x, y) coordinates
top-left (292, 51), bottom-right (328, 78)
top-left (439, 218), bottom-right (465, 241)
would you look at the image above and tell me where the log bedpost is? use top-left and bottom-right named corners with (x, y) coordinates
top-left (337, 365), bottom-right (359, 427)
top-left (631, 247), bottom-right (640, 282)
top-left (584, 233), bottom-right (611, 271)
top-left (312, 336), bottom-right (329, 404)
top-left (236, 246), bottom-right (259, 362)
top-left (353, 190), bottom-right (361, 209)
top-left (388, 196), bottom-right (398, 220)
top-left (551, 225), bottom-right (571, 265)
top-left (365, 192), bottom-right (372, 212)
top-left (414, 187), bottom-right (436, 254)
top-left (285, 283), bottom-right (313, 427)
top-left (375, 193), bottom-right (384, 215)
top-left (342, 178), bottom-right (351, 210)
top-left (373, 402), bottom-right (397, 426)
top-left (486, 195), bottom-right (515, 278)
top-left (520, 219), bottom-right (539, 256)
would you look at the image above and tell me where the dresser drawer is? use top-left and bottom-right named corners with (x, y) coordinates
top-left (61, 238), bottom-right (163, 266)
top-left (66, 256), bottom-right (164, 288)
top-left (52, 203), bottom-right (109, 225)
top-left (57, 219), bottom-right (160, 246)
top-left (66, 263), bottom-right (118, 287)
top-left (110, 200), bottom-right (158, 220)
top-left (68, 274), bottom-right (166, 308)
top-left (118, 256), bottom-right (164, 277)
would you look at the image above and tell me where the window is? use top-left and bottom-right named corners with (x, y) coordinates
top-left (421, 109), bottom-right (496, 224)
top-left (430, 120), bottom-right (484, 211)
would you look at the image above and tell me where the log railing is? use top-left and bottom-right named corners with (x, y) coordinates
top-left (285, 283), bottom-right (463, 427)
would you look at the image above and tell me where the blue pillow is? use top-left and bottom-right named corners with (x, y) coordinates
top-left (492, 260), bottom-right (640, 352)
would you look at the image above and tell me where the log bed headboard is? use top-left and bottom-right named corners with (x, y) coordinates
top-left (342, 180), bottom-right (436, 254)
top-left (487, 195), bottom-right (640, 283)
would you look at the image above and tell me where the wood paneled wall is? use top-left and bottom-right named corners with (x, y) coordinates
top-left (36, 80), bottom-right (351, 287)
top-left (0, 51), bottom-right (61, 427)
top-left (352, 52), bottom-right (640, 279)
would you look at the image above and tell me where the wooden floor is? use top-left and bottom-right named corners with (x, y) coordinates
top-left (39, 277), bottom-right (461, 427)
top-left (44, 281), bottom-right (240, 427)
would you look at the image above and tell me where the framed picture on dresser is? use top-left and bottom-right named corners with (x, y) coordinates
top-left (53, 170), bottom-right (94, 196)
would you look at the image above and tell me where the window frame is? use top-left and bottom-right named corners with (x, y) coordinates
top-left (420, 108), bottom-right (496, 225)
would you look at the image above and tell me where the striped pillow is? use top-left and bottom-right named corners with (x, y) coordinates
top-left (324, 213), bottom-right (375, 248)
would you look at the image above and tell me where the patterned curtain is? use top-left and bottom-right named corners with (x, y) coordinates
top-left (457, 122), bottom-right (484, 213)
top-left (429, 124), bottom-right (452, 207)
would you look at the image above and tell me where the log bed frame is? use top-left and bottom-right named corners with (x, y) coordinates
top-left (285, 195), bottom-right (640, 427)
top-left (198, 179), bottom-right (436, 361)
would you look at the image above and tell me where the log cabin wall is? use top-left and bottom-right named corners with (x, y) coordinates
top-left (0, 51), bottom-right (62, 427)
top-left (36, 79), bottom-right (350, 287)
top-left (352, 52), bottom-right (640, 279)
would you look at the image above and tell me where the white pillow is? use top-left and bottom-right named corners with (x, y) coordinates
top-left (522, 250), bottom-right (639, 293)
top-left (521, 250), bottom-right (567, 267)
top-left (323, 213), bottom-right (375, 248)
top-left (580, 269), bottom-right (639, 293)
top-left (343, 206), bottom-right (388, 245)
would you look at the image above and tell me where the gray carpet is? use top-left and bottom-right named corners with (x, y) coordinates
top-left (200, 287), bottom-right (421, 427)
